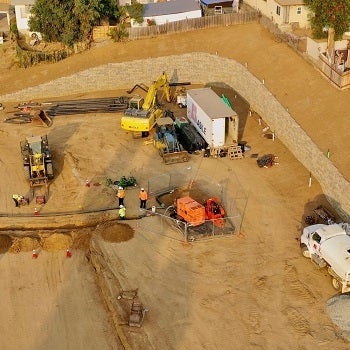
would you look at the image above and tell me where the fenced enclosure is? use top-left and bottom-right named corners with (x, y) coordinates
top-left (93, 11), bottom-right (258, 41)
top-left (142, 168), bottom-right (247, 242)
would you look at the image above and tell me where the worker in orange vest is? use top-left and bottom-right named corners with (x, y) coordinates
top-left (117, 186), bottom-right (126, 206)
top-left (139, 188), bottom-right (148, 209)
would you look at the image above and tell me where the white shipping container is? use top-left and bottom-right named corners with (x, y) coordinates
top-left (186, 88), bottom-right (238, 148)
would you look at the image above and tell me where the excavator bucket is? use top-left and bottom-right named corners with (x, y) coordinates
top-left (31, 110), bottom-right (53, 128)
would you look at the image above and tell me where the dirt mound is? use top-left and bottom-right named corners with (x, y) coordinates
top-left (9, 237), bottom-right (40, 253)
top-left (0, 235), bottom-right (12, 253)
top-left (101, 223), bottom-right (134, 243)
top-left (42, 233), bottom-right (73, 251)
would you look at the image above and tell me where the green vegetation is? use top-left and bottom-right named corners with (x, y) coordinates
top-left (125, 0), bottom-right (144, 25)
top-left (108, 24), bottom-right (128, 42)
top-left (304, 0), bottom-right (350, 40)
top-left (28, 0), bottom-right (124, 46)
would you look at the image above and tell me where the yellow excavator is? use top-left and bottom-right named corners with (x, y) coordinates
top-left (121, 72), bottom-right (171, 137)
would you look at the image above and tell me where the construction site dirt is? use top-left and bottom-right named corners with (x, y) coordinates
top-left (1, 24), bottom-right (350, 349)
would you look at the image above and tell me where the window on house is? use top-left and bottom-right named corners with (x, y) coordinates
top-left (297, 7), bottom-right (302, 14)
top-left (20, 5), bottom-right (32, 19)
top-left (276, 5), bottom-right (281, 16)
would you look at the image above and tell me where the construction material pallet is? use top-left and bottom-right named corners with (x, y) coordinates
top-left (228, 145), bottom-right (243, 160)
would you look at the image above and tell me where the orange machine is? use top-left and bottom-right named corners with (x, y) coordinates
top-left (204, 197), bottom-right (225, 228)
top-left (176, 197), bottom-right (205, 226)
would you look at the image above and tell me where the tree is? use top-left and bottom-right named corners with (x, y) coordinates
top-left (125, 0), bottom-right (144, 25)
top-left (28, 0), bottom-right (119, 46)
top-left (304, 0), bottom-right (350, 53)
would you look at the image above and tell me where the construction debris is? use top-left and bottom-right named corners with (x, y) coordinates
top-left (257, 154), bottom-right (279, 168)
top-left (128, 300), bottom-right (147, 327)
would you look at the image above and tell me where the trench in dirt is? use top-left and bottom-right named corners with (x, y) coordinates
top-left (0, 221), bottom-right (147, 349)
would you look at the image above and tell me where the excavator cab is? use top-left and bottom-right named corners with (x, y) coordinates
top-left (122, 72), bottom-right (171, 135)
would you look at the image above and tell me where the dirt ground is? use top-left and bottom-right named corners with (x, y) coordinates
top-left (0, 23), bottom-right (350, 349)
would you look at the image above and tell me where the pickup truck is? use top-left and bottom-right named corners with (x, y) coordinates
top-left (300, 223), bottom-right (350, 293)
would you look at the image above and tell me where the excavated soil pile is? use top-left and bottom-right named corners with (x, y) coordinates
top-left (100, 222), bottom-right (134, 243)
top-left (42, 233), bottom-right (73, 251)
top-left (9, 236), bottom-right (41, 253)
top-left (0, 235), bottom-right (12, 253)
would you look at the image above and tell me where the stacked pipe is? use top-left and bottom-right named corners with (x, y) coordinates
top-left (45, 96), bottom-right (130, 116)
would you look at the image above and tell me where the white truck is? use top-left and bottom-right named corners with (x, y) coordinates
top-left (300, 223), bottom-right (350, 293)
top-left (186, 88), bottom-right (238, 148)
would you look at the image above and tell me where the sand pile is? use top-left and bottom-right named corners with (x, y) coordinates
top-left (42, 233), bottom-right (73, 251)
top-left (0, 235), bottom-right (12, 253)
top-left (100, 222), bottom-right (134, 243)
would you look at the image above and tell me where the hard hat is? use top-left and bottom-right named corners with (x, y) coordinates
top-left (141, 188), bottom-right (144, 191)
top-left (119, 205), bottom-right (124, 208)
top-left (118, 186), bottom-right (123, 190)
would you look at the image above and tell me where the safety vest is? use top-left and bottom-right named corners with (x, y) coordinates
top-left (119, 207), bottom-right (126, 217)
top-left (12, 194), bottom-right (24, 201)
top-left (139, 190), bottom-right (148, 200)
top-left (117, 189), bottom-right (126, 198)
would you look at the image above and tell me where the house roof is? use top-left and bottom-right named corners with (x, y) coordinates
top-left (275, 0), bottom-right (305, 6)
top-left (144, 0), bottom-right (201, 17)
top-left (11, 0), bottom-right (35, 5)
top-left (200, 0), bottom-right (233, 6)
top-left (0, 3), bottom-right (9, 11)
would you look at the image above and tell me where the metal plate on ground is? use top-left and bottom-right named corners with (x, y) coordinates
top-left (326, 293), bottom-right (350, 341)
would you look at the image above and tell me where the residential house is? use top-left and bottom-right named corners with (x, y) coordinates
top-left (0, 0), bottom-right (11, 34)
top-left (131, 0), bottom-right (202, 27)
top-left (11, 0), bottom-right (34, 34)
top-left (244, 0), bottom-right (310, 29)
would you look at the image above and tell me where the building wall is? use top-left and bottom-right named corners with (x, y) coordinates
top-left (245, 0), bottom-right (310, 28)
top-left (1, 52), bottom-right (350, 220)
top-left (14, 4), bottom-right (30, 31)
top-left (132, 10), bottom-right (202, 27)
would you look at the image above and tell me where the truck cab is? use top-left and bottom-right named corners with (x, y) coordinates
top-left (300, 223), bottom-right (350, 292)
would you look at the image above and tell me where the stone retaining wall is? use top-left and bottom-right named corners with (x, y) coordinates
top-left (1, 52), bottom-right (349, 220)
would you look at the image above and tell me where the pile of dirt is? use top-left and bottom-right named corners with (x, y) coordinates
top-left (42, 233), bottom-right (73, 251)
top-left (0, 235), bottom-right (12, 253)
top-left (100, 223), bottom-right (134, 243)
top-left (9, 237), bottom-right (40, 253)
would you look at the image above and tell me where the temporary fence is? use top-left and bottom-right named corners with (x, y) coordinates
top-left (142, 168), bottom-right (247, 242)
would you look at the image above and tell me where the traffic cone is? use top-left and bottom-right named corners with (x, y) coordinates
top-left (66, 248), bottom-right (72, 258)
top-left (32, 249), bottom-right (38, 259)
top-left (85, 179), bottom-right (90, 187)
top-left (34, 207), bottom-right (39, 216)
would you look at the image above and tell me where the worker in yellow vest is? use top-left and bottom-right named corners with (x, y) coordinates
top-left (139, 188), bottom-right (148, 209)
top-left (12, 194), bottom-right (27, 207)
top-left (119, 205), bottom-right (126, 220)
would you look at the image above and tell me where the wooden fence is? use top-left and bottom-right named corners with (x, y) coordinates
top-left (93, 11), bottom-right (258, 41)
top-left (318, 53), bottom-right (350, 90)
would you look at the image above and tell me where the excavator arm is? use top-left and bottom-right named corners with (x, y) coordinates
top-left (142, 72), bottom-right (170, 110)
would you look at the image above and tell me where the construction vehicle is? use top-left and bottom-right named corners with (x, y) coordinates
top-left (204, 197), bottom-right (225, 228)
top-left (154, 116), bottom-right (189, 164)
top-left (121, 72), bottom-right (171, 137)
top-left (128, 300), bottom-right (147, 327)
top-left (170, 196), bottom-right (226, 228)
top-left (174, 117), bottom-right (207, 153)
top-left (174, 87), bottom-right (187, 108)
top-left (20, 135), bottom-right (54, 195)
top-left (300, 223), bottom-right (350, 293)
